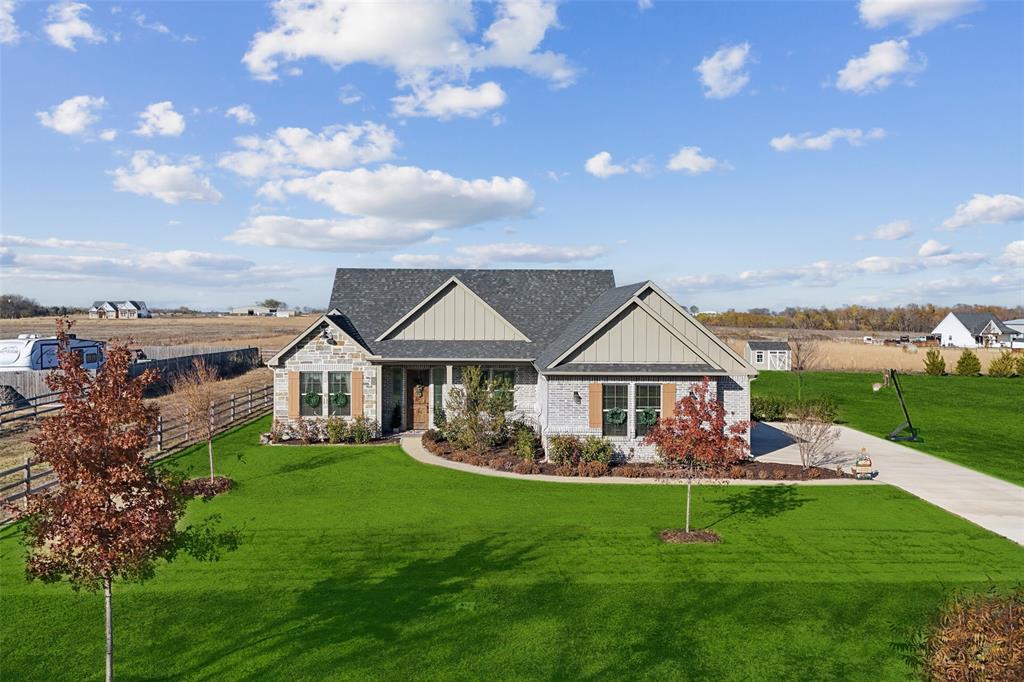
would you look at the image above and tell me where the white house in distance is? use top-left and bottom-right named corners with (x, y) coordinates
top-left (932, 312), bottom-right (1020, 348)
top-left (88, 301), bottom-right (151, 320)
top-left (231, 305), bottom-right (276, 316)
top-left (744, 340), bottom-right (792, 370)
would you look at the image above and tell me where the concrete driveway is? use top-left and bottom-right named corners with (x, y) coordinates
top-left (752, 422), bottom-right (1024, 545)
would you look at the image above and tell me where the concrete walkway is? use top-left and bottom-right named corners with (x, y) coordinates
top-left (754, 422), bottom-right (1024, 545)
top-left (399, 436), bottom-right (871, 487)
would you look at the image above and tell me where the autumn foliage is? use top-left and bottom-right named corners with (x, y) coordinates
top-left (24, 320), bottom-right (184, 589)
top-left (642, 377), bottom-right (751, 475)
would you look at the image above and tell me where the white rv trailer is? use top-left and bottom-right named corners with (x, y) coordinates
top-left (0, 334), bottom-right (105, 372)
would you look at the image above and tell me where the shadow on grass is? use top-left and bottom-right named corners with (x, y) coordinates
top-left (705, 485), bottom-right (807, 528)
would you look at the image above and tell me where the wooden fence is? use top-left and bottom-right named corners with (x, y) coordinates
top-left (0, 384), bottom-right (274, 523)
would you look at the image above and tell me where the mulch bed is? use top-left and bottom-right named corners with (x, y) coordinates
top-left (261, 435), bottom-right (401, 446)
top-left (181, 476), bottom-right (234, 499)
top-left (421, 434), bottom-right (854, 481)
top-left (659, 530), bottom-right (721, 544)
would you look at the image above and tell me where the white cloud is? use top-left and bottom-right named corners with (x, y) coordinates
top-left (134, 101), bottom-right (186, 137)
top-left (392, 81), bottom-right (507, 119)
top-left (859, 0), bottom-right (979, 36)
top-left (918, 239), bottom-right (950, 257)
top-left (99, 129), bottom-right (117, 141)
top-left (695, 43), bottom-right (751, 99)
top-left (666, 146), bottom-right (722, 174)
top-left (836, 39), bottom-right (925, 94)
top-left (242, 0), bottom-right (575, 118)
top-left (0, 234), bottom-right (130, 250)
top-left (941, 193), bottom-right (1024, 230)
top-left (133, 11), bottom-right (169, 34)
top-left (111, 151), bottom-right (222, 205)
top-left (339, 85), bottom-right (362, 105)
top-left (230, 165), bottom-right (534, 251)
top-left (225, 104), bottom-right (257, 125)
top-left (392, 242), bottom-right (606, 267)
top-left (584, 151), bottom-right (627, 179)
top-left (996, 240), bottom-right (1024, 269)
top-left (637, 0), bottom-right (654, 11)
top-left (856, 219), bottom-right (913, 241)
top-left (219, 122), bottom-right (397, 178)
top-left (1, 0), bottom-right (21, 44)
top-left (770, 127), bottom-right (886, 152)
top-left (36, 95), bottom-right (105, 135)
top-left (44, 2), bottom-right (105, 50)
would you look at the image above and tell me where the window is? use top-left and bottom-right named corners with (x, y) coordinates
top-left (754, 351), bottom-right (764, 363)
top-left (432, 366), bottom-right (446, 422)
top-left (327, 371), bottom-right (351, 416)
top-left (635, 384), bottom-right (661, 438)
top-left (299, 371), bottom-right (323, 417)
top-left (488, 368), bottom-right (515, 411)
top-left (602, 383), bottom-right (628, 437)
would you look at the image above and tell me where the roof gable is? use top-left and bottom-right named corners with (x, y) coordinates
top-left (377, 277), bottom-right (529, 342)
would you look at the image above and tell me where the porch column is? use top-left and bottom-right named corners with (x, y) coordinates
top-left (444, 364), bottom-right (453, 410)
top-left (374, 364), bottom-right (383, 431)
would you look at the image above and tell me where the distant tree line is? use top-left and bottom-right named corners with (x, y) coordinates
top-left (0, 294), bottom-right (83, 319)
top-left (697, 303), bottom-right (1024, 333)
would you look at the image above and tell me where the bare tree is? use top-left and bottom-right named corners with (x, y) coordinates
top-left (172, 359), bottom-right (220, 482)
top-left (788, 404), bottom-right (840, 470)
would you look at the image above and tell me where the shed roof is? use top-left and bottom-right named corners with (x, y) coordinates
top-left (746, 340), bottom-right (791, 351)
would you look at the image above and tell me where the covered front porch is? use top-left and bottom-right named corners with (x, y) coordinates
top-left (381, 364), bottom-right (452, 434)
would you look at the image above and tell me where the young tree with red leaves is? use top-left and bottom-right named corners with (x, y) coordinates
top-left (23, 320), bottom-right (237, 682)
top-left (643, 377), bottom-right (751, 532)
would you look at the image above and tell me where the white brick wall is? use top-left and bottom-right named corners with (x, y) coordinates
top-left (541, 374), bottom-right (750, 463)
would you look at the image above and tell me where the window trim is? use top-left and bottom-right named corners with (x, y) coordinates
top-left (634, 383), bottom-right (662, 439)
top-left (299, 371), bottom-right (324, 417)
top-left (601, 383), bottom-right (628, 438)
top-left (327, 371), bottom-right (352, 417)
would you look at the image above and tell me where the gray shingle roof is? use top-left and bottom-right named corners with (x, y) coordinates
top-left (746, 340), bottom-right (790, 351)
top-left (328, 268), bottom-right (616, 359)
top-left (533, 282), bottom-right (648, 369)
top-left (951, 312), bottom-right (1014, 335)
top-left (545, 363), bottom-right (721, 375)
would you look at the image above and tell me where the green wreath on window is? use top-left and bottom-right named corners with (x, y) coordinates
top-left (303, 392), bottom-right (322, 408)
top-left (330, 392), bottom-right (349, 408)
top-left (638, 408), bottom-right (659, 427)
top-left (606, 408), bottom-right (627, 425)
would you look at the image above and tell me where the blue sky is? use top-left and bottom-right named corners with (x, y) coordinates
top-left (1, 0), bottom-right (1022, 311)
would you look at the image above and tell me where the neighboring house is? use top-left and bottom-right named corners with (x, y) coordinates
top-left (744, 340), bottom-right (791, 370)
top-left (1005, 319), bottom-right (1024, 335)
top-left (88, 300), bottom-right (151, 319)
top-left (932, 312), bottom-right (1019, 348)
top-left (267, 269), bottom-right (756, 462)
top-left (231, 305), bottom-right (276, 316)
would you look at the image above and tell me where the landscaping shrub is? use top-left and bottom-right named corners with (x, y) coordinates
top-left (1017, 354), bottom-right (1024, 377)
top-left (295, 418), bottom-right (326, 443)
top-left (751, 395), bottom-right (790, 421)
top-left (729, 464), bottom-right (745, 479)
top-left (547, 434), bottom-right (581, 464)
top-left (269, 420), bottom-right (285, 444)
top-left (325, 416), bottom-right (350, 444)
top-left (955, 349), bottom-right (982, 376)
top-left (914, 587), bottom-right (1024, 681)
top-left (422, 429), bottom-right (443, 444)
top-left (578, 460), bottom-right (610, 477)
top-left (579, 435), bottom-right (614, 464)
top-left (350, 416), bottom-right (378, 444)
top-left (923, 349), bottom-right (946, 376)
top-left (553, 463), bottom-right (577, 477)
top-left (512, 421), bottom-right (539, 462)
top-left (987, 351), bottom-right (1018, 378)
top-left (512, 461), bottom-right (541, 475)
top-left (443, 366), bottom-right (510, 454)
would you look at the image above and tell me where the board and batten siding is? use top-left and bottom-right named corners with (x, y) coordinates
top-left (638, 289), bottom-right (749, 373)
top-left (384, 281), bottom-right (527, 341)
top-left (565, 302), bottom-right (705, 364)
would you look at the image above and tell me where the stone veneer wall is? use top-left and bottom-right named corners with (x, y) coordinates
top-left (541, 374), bottom-right (750, 463)
top-left (272, 322), bottom-right (379, 425)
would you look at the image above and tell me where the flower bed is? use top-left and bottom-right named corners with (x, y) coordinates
top-left (181, 476), bottom-right (233, 499)
top-left (421, 431), bottom-right (854, 480)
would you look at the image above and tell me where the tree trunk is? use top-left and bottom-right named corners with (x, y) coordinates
top-left (685, 475), bottom-right (692, 533)
top-left (207, 437), bottom-right (215, 482)
top-left (104, 577), bottom-right (114, 682)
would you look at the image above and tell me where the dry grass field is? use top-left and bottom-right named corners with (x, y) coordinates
top-left (0, 315), bottom-right (310, 351)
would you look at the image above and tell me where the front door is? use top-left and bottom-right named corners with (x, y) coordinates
top-left (408, 370), bottom-right (430, 429)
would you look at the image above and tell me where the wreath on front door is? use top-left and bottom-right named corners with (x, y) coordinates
top-left (606, 408), bottom-right (627, 425)
top-left (414, 385), bottom-right (425, 399)
top-left (303, 392), bottom-right (322, 408)
top-left (330, 393), bottom-right (349, 408)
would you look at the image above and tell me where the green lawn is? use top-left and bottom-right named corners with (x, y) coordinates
top-left (2, 417), bottom-right (1022, 681)
top-left (752, 371), bottom-right (1024, 486)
